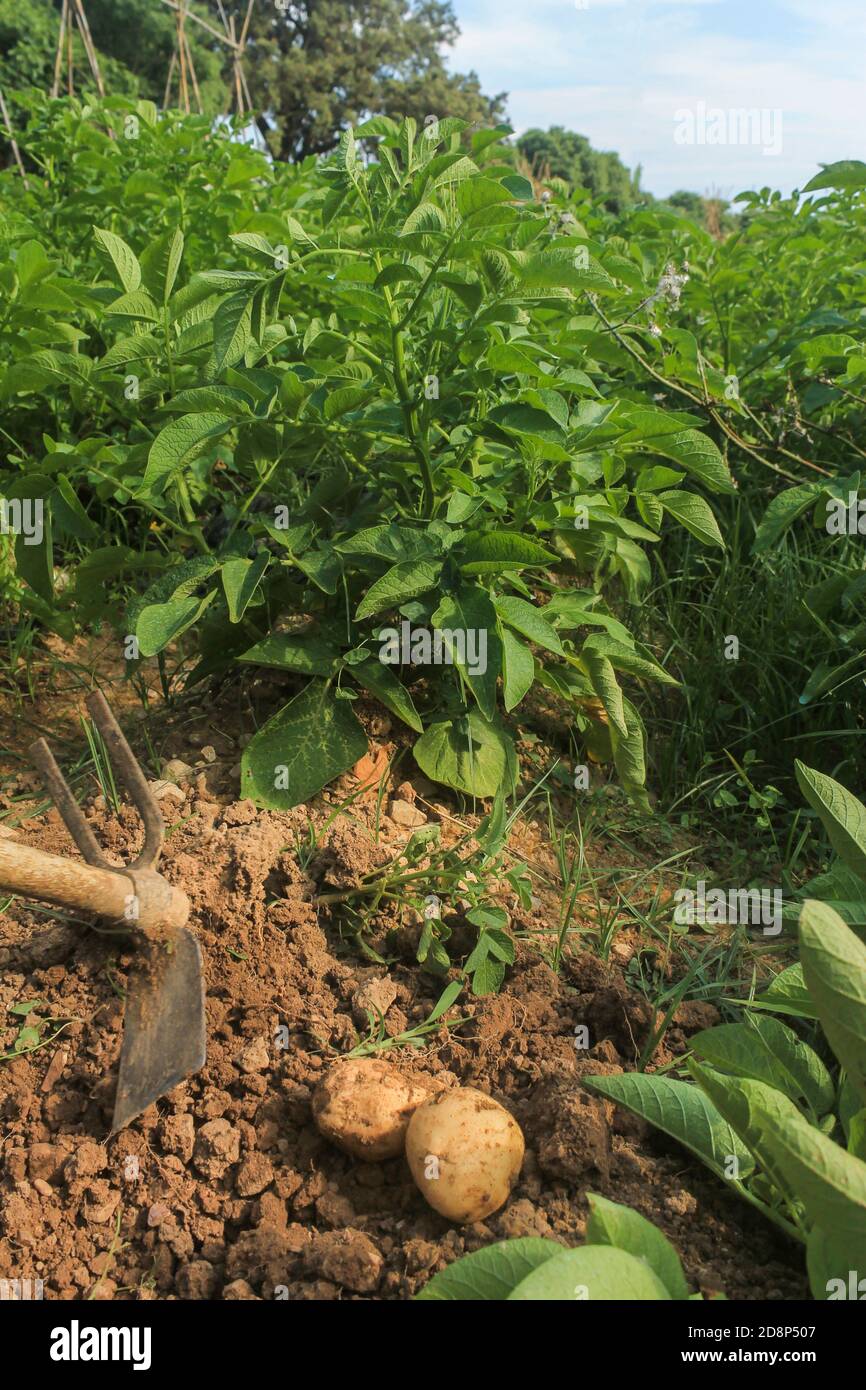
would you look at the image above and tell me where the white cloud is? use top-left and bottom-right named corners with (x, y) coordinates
top-left (450, 0), bottom-right (866, 197)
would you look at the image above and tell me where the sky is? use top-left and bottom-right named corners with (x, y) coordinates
top-left (448, 0), bottom-right (866, 201)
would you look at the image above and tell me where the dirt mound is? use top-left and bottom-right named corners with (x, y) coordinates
top-left (0, 796), bottom-right (807, 1301)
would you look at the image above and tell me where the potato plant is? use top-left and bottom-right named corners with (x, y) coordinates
top-left (588, 765), bottom-right (866, 1298)
top-left (0, 95), bottom-right (737, 809)
top-left (415, 1194), bottom-right (708, 1300)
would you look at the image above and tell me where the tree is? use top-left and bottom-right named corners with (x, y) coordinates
top-left (2, 1), bottom-right (505, 165)
top-left (517, 125), bottom-right (640, 212)
top-left (0, 0), bottom-right (223, 110)
top-left (243, 0), bottom-right (507, 161)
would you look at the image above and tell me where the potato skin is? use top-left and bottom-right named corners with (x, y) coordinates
top-left (313, 1059), bottom-right (438, 1162)
top-left (405, 1087), bottom-right (524, 1223)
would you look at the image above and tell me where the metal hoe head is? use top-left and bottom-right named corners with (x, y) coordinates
top-left (30, 691), bottom-right (206, 1133)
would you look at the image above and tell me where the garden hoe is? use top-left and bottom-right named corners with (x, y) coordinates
top-left (0, 690), bottom-right (206, 1133)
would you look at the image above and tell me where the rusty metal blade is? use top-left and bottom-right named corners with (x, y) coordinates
top-left (111, 928), bottom-right (206, 1134)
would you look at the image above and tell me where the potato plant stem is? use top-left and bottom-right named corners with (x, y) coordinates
top-left (374, 253), bottom-right (436, 516)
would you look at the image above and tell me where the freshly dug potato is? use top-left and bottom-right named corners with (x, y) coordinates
top-left (312, 1059), bottom-right (439, 1161)
top-left (405, 1087), bottom-right (524, 1223)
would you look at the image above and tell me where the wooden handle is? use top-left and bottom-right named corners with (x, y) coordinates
top-left (0, 838), bottom-right (187, 929)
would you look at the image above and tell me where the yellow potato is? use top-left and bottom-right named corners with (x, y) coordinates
top-left (312, 1058), bottom-right (440, 1162)
top-left (405, 1086), bottom-right (524, 1223)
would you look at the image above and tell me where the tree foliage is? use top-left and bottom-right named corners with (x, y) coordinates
top-left (244, 0), bottom-right (507, 160)
top-left (517, 125), bottom-right (641, 213)
top-left (0, 0), bottom-right (505, 163)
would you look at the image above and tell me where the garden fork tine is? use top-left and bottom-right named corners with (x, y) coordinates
top-left (16, 690), bottom-right (207, 1133)
top-left (29, 729), bottom-right (111, 870)
top-left (29, 691), bottom-right (163, 871)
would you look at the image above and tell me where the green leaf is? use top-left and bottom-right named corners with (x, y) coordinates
top-left (230, 232), bottom-right (281, 261)
top-left (401, 201), bottom-right (447, 235)
top-left (414, 712), bottom-right (517, 798)
top-left (582, 649), bottom-right (627, 736)
top-left (143, 413), bottom-right (233, 493)
top-left (802, 160), bottom-right (866, 193)
top-left (163, 386), bottom-right (253, 416)
top-left (658, 490), bottom-right (725, 549)
top-left (94, 227), bottom-right (141, 293)
top-left (750, 963), bottom-right (817, 1020)
top-left (164, 228), bottom-right (184, 301)
top-left (580, 634), bottom-right (678, 687)
top-left (694, 1065), bottom-right (866, 1242)
top-left (213, 290), bottom-right (254, 371)
top-left (238, 630), bottom-right (341, 676)
top-left (136, 591), bottom-right (216, 657)
top-left (351, 656), bottom-right (424, 733)
top-left (611, 696), bottom-right (650, 811)
top-left (355, 559), bottom-right (442, 620)
top-left (806, 1227), bottom-right (866, 1299)
top-left (106, 289), bottom-right (158, 321)
top-left (469, 955), bottom-right (506, 995)
top-left (415, 1239), bottom-right (563, 1300)
top-left (800, 900), bottom-right (866, 1106)
top-left (53, 475), bottom-right (98, 540)
top-left (127, 556), bottom-right (220, 635)
top-left (494, 596), bottom-right (564, 655)
top-left (648, 430), bottom-right (735, 495)
top-left (456, 177), bottom-right (513, 218)
top-left (585, 1073), bottom-right (755, 1181)
top-left (486, 402), bottom-right (565, 445)
top-left (501, 628), bottom-right (535, 711)
top-left (240, 680), bottom-right (367, 810)
top-left (585, 1194), bottom-right (690, 1299)
top-left (432, 584), bottom-right (501, 719)
top-left (459, 531), bottom-right (558, 574)
top-left (284, 214), bottom-right (316, 247)
top-left (753, 482), bottom-right (826, 553)
top-left (99, 333), bottom-right (161, 370)
top-left (4, 474), bottom-right (54, 602)
top-left (793, 334), bottom-right (857, 368)
top-left (8, 1000), bottom-right (44, 1016)
top-left (795, 762), bottom-right (866, 881)
top-left (221, 552), bottom-right (270, 623)
top-left (508, 1245), bottom-right (670, 1301)
top-left (323, 385), bottom-right (370, 420)
top-left (690, 1015), bottom-right (835, 1118)
top-left (335, 524), bottom-right (441, 565)
top-left (840, 1078), bottom-right (862, 1142)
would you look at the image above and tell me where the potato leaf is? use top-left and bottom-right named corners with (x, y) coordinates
top-left (240, 680), bottom-right (367, 810)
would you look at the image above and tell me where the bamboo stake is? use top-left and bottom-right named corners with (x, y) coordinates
top-left (239, 62), bottom-right (253, 114)
top-left (238, 0), bottom-right (255, 50)
top-left (52, 0), bottom-right (69, 99)
top-left (0, 87), bottom-right (30, 188)
top-left (215, 0), bottom-right (232, 39)
top-left (72, 0), bottom-right (106, 97)
top-left (176, 0), bottom-right (189, 112)
top-left (163, 48), bottom-right (176, 107)
top-left (230, 16), bottom-right (243, 114)
top-left (161, 0), bottom-right (239, 50)
top-left (183, 30), bottom-right (203, 114)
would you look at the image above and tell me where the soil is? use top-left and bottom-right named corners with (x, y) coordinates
top-left (0, 650), bottom-right (808, 1302)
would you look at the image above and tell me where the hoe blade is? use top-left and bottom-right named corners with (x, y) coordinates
top-left (111, 928), bottom-right (206, 1134)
